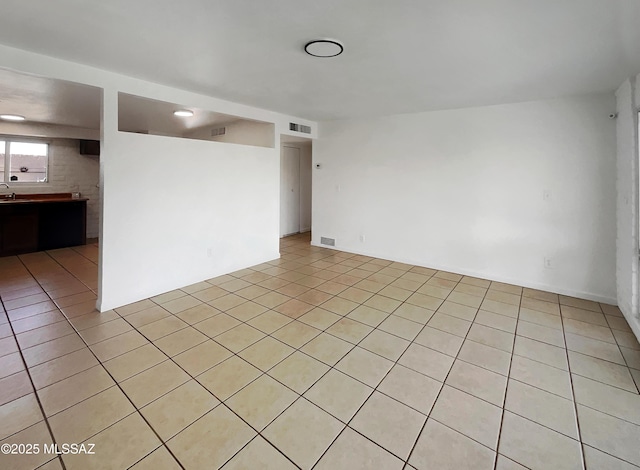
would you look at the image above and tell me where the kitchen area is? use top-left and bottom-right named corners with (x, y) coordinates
top-left (0, 69), bottom-right (101, 257)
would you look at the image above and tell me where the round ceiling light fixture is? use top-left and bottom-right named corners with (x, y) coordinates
top-left (173, 109), bottom-right (194, 117)
top-left (0, 114), bottom-right (26, 121)
top-left (304, 39), bottom-right (343, 58)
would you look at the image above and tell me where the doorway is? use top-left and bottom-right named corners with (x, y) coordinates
top-left (280, 136), bottom-right (312, 237)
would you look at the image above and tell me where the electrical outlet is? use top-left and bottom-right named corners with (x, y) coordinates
top-left (543, 189), bottom-right (551, 201)
top-left (359, 234), bottom-right (365, 243)
top-left (544, 257), bottom-right (553, 269)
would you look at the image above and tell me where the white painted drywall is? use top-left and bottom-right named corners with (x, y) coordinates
top-left (299, 143), bottom-right (312, 232)
top-left (100, 130), bottom-right (279, 310)
top-left (185, 119), bottom-right (275, 148)
top-left (615, 77), bottom-right (640, 340)
top-left (313, 94), bottom-right (617, 302)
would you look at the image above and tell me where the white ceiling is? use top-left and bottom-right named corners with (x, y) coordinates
top-left (0, 0), bottom-right (638, 121)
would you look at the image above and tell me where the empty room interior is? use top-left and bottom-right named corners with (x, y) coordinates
top-left (1, 1), bottom-right (640, 469)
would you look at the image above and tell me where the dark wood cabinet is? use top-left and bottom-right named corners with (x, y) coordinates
top-left (0, 197), bottom-right (87, 257)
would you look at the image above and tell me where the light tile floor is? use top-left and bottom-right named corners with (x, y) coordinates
top-left (1, 233), bottom-right (639, 469)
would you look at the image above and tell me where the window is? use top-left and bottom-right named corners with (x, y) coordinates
top-left (0, 138), bottom-right (49, 183)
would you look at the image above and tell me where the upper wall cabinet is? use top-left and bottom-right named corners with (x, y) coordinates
top-left (118, 93), bottom-right (275, 148)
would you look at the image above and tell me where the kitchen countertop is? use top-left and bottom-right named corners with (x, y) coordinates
top-left (0, 193), bottom-right (89, 205)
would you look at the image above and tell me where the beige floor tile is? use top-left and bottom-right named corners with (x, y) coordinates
top-left (239, 336), bottom-right (295, 371)
top-left (431, 385), bottom-right (502, 449)
top-left (181, 281), bottom-right (214, 294)
top-left (505, 379), bottom-right (578, 439)
top-left (378, 314), bottom-right (423, 340)
top-left (398, 343), bottom-right (454, 381)
top-left (0, 421), bottom-right (55, 470)
top-left (175, 303), bottom-right (219, 325)
top-left (351, 391), bottom-right (425, 459)
top-left (417, 283), bottom-right (452, 300)
top-left (346, 305), bottom-right (389, 327)
top-left (608, 315), bottom-right (634, 333)
top-left (353, 278), bottom-right (386, 294)
top-left (161, 296), bottom-right (203, 315)
top-left (192, 285), bottom-right (229, 302)
top-left (263, 398), bottom-right (344, 469)
top-left (298, 288), bottom-right (335, 306)
top-left (271, 320), bottom-right (321, 348)
top-left (510, 355), bottom-right (572, 399)
top-left (390, 277), bottom-right (422, 292)
top-left (480, 299), bottom-right (519, 318)
top-left (21, 333), bottom-right (85, 367)
top-left (138, 316), bottom-right (188, 341)
top-left (560, 295), bottom-right (601, 313)
top-left (151, 290), bottom-right (187, 305)
top-left (121, 360), bottom-right (190, 408)
top-left (564, 317), bottom-right (616, 343)
top-left (38, 365), bottom-right (115, 416)
top-left (269, 351), bottom-right (329, 393)
top-left (513, 336), bottom-right (568, 370)
top-left (0, 393), bottom-right (43, 440)
top-left (193, 313), bottom-right (240, 337)
top-left (103, 344), bottom-right (166, 382)
top-left (16, 321), bottom-right (75, 349)
top-left (622, 346), bottom-right (640, 369)
top-left (516, 320), bottom-right (565, 348)
top-left (448, 291), bottom-right (483, 309)
top-left (301, 333), bottom-right (353, 366)
top-left (495, 454), bottom-right (528, 469)
top-left (578, 404), bottom-right (640, 466)
top-left (0, 371), bottom-right (33, 406)
top-left (572, 375), bottom-right (640, 425)
top-left (413, 325), bottom-right (463, 356)
top-left (410, 419), bottom-right (495, 470)
top-left (276, 282), bottom-right (310, 297)
top-left (568, 350), bottom-right (637, 392)
top-left (437, 300), bottom-right (477, 321)
top-left (485, 290), bottom-right (520, 306)
top-left (359, 329), bottom-right (409, 361)
top-left (336, 347), bottom-right (394, 387)
top-left (316, 280), bottom-right (349, 295)
top-left (48, 386), bottom-right (134, 444)
top-left (379, 364), bottom-right (441, 415)
top-left (315, 427), bottom-right (403, 470)
top-left (126, 305), bottom-right (170, 328)
top-left (305, 369), bottom-right (372, 422)
top-left (80, 318), bottom-right (133, 345)
top-left (253, 291), bottom-right (290, 309)
top-left (499, 411), bottom-right (582, 470)
top-left (129, 446), bottom-right (181, 470)
top-left (565, 332), bottom-right (625, 365)
top-left (226, 374), bottom-right (297, 430)
top-left (392, 303), bottom-right (434, 324)
top-left (197, 356), bottom-right (261, 401)
top-left (454, 282), bottom-right (487, 298)
top-left (319, 296), bottom-right (359, 315)
top-left (467, 323), bottom-right (514, 353)
top-left (226, 301), bottom-right (268, 322)
top-left (460, 276), bottom-right (491, 288)
top-left (215, 324), bottom-right (265, 353)
top-left (583, 444), bottom-right (639, 470)
top-left (172, 339), bottom-right (232, 375)
top-left (458, 340), bottom-right (511, 375)
top-left (518, 307), bottom-right (562, 330)
top-left (208, 293), bottom-right (248, 311)
top-left (326, 317), bottom-right (373, 343)
top-left (406, 292), bottom-right (444, 310)
top-left (114, 299), bottom-right (156, 317)
top-left (445, 359), bottom-right (507, 406)
top-left (167, 406), bottom-right (256, 469)
top-left (363, 294), bottom-right (402, 313)
top-left (224, 436), bottom-right (298, 469)
top-left (490, 282), bottom-right (522, 296)
top-left (10, 310), bottom-right (66, 335)
top-left (67, 309), bottom-right (119, 332)
top-left (613, 329), bottom-right (640, 350)
top-left (561, 305), bottom-right (608, 326)
top-left (428, 312), bottom-right (471, 337)
top-left (30, 348), bottom-right (98, 389)
top-left (274, 299), bottom-right (315, 319)
top-left (153, 327), bottom-right (208, 357)
top-left (522, 289), bottom-right (559, 305)
top-left (63, 413), bottom-right (160, 470)
top-left (475, 310), bottom-right (517, 333)
top-left (140, 380), bottom-right (219, 440)
top-left (298, 307), bottom-right (341, 330)
top-left (90, 330), bottom-right (149, 362)
top-left (7, 301), bottom-right (58, 322)
top-left (247, 310), bottom-right (292, 334)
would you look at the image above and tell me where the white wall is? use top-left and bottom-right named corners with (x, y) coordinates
top-left (313, 94), bottom-right (617, 302)
top-left (300, 143), bottom-right (312, 232)
top-left (101, 131), bottom-right (278, 310)
top-left (1, 138), bottom-right (100, 239)
top-left (615, 77), bottom-right (640, 339)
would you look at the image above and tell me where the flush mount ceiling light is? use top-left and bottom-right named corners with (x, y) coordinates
top-left (304, 39), bottom-right (343, 58)
top-left (0, 114), bottom-right (26, 121)
top-left (173, 109), bottom-right (194, 117)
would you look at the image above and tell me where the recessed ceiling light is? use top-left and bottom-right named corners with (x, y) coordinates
top-left (304, 40), bottom-right (343, 58)
top-left (173, 110), bottom-right (194, 117)
top-left (0, 114), bottom-right (26, 121)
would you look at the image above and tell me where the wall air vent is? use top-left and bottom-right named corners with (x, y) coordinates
top-left (289, 122), bottom-right (311, 134)
top-left (320, 237), bottom-right (335, 247)
top-left (211, 127), bottom-right (226, 137)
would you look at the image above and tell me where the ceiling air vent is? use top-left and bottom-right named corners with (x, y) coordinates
top-left (211, 127), bottom-right (226, 137)
top-left (320, 237), bottom-right (335, 247)
top-left (289, 122), bottom-right (311, 134)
